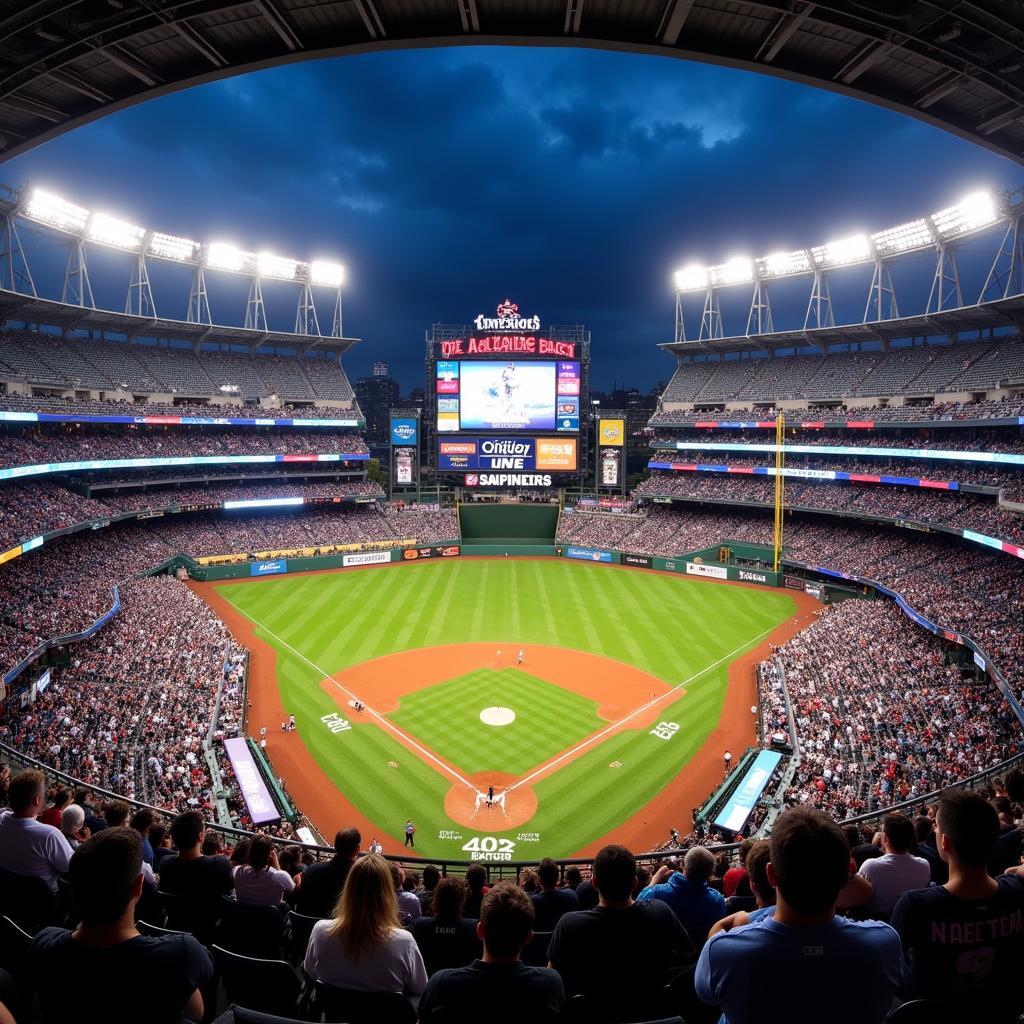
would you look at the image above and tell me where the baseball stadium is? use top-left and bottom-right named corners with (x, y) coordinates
top-left (0, 4), bottom-right (1023, 1024)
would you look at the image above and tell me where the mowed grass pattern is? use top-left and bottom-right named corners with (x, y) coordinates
top-left (216, 559), bottom-right (796, 858)
top-left (389, 669), bottom-right (604, 775)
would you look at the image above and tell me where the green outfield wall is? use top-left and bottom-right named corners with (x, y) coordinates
top-left (457, 504), bottom-right (558, 545)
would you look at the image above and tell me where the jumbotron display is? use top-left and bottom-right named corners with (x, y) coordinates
top-left (426, 300), bottom-right (590, 487)
top-left (437, 359), bottom-right (581, 432)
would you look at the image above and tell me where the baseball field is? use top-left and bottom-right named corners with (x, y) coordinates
top-left (201, 558), bottom-right (811, 861)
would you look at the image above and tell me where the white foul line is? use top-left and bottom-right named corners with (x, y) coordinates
top-left (234, 608), bottom-right (476, 791)
top-left (505, 622), bottom-right (780, 793)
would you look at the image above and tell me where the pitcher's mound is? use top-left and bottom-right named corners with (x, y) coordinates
top-left (480, 706), bottom-right (516, 726)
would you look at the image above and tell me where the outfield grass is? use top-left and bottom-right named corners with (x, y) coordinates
top-left (216, 559), bottom-right (796, 858)
top-left (389, 668), bottom-right (604, 775)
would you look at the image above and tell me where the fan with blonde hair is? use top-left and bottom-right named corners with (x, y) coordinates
top-left (328, 853), bottom-right (402, 960)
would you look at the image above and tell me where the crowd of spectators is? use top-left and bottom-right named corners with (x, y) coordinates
top-left (0, 423), bottom-right (368, 471)
top-left (649, 396), bottom-right (1024, 425)
top-left (0, 392), bottom-right (357, 420)
top-left (631, 470), bottom-right (1024, 543)
top-left (0, 786), bottom-right (1021, 1023)
top-left (763, 600), bottom-right (1022, 818)
top-left (0, 575), bottom-right (245, 811)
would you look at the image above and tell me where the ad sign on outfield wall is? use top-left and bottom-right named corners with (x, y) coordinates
top-left (622, 553), bottom-right (653, 568)
top-left (685, 562), bottom-right (728, 580)
top-left (402, 545), bottom-right (461, 561)
top-left (342, 551), bottom-right (392, 567)
top-left (251, 559), bottom-right (287, 576)
top-left (566, 546), bottom-right (613, 563)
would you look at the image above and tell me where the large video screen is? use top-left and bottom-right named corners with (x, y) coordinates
top-left (437, 359), bottom-right (579, 433)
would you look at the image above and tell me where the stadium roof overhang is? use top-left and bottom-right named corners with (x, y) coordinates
top-left (0, 287), bottom-right (360, 355)
top-left (658, 293), bottom-right (1024, 355)
top-left (2, 2), bottom-right (1024, 164)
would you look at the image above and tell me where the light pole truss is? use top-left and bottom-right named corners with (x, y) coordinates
top-left (1, 186), bottom-right (348, 343)
top-left (671, 187), bottom-right (1022, 345)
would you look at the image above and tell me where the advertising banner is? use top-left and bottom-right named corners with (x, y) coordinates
top-left (622, 553), bottom-right (653, 568)
top-left (464, 472), bottom-right (553, 487)
top-left (393, 447), bottom-right (415, 485)
top-left (566, 546), bottom-right (613, 563)
top-left (599, 418), bottom-right (625, 446)
top-left (401, 545), bottom-right (461, 561)
top-left (713, 749), bottom-right (783, 833)
top-left (686, 562), bottom-right (728, 580)
top-left (342, 551), bottom-right (391, 567)
top-left (536, 438), bottom-right (578, 471)
top-left (440, 437), bottom-right (577, 472)
top-left (223, 738), bottom-right (280, 825)
top-left (390, 417), bottom-right (418, 446)
top-left (600, 447), bottom-right (621, 487)
top-left (251, 559), bottom-right (287, 576)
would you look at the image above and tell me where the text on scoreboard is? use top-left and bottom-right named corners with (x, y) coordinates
top-left (438, 436), bottom-right (578, 472)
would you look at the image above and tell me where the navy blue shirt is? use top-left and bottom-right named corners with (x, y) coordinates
top-left (418, 959), bottom-right (565, 1024)
top-left (891, 874), bottom-right (1024, 1017)
top-left (31, 927), bottom-right (212, 1024)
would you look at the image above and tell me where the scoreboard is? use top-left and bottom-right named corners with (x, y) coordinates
top-left (425, 301), bottom-right (589, 488)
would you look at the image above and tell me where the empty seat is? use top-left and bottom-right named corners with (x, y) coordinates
top-left (211, 944), bottom-right (303, 1019)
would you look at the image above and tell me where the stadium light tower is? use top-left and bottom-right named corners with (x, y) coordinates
top-left (0, 200), bottom-right (36, 297)
top-left (310, 260), bottom-right (346, 338)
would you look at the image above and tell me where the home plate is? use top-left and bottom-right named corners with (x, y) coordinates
top-left (480, 706), bottom-right (516, 726)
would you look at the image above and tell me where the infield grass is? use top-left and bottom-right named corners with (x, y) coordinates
top-left (389, 668), bottom-right (603, 775)
top-left (216, 558), bottom-right (796, 858)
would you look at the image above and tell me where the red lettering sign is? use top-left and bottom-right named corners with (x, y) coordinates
top-left (439, 337), bottom-right (576, 359)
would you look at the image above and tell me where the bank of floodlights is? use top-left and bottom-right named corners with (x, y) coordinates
top-left (5, 186), bottom-right (348, 338)
top-left (671, 187), bottom-right (1014, 343)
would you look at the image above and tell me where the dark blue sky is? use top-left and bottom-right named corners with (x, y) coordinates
top-left (5, 46), bottom-right (1019, 391)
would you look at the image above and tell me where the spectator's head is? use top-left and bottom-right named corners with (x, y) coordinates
top-left (936, 789), bottom-right (1000, 868)
top-left (9, 770), bottom-right (44, 818)
top-left (537, 857), bottom-right (560, 890)
top-left (432, 876), bottom-right (467, 919)
top-left (683, 847), bottom-right (716, 885)
top-left (334, 827), bottom-right (361, 859)
top-left (229, 840), bottom-right (250, 866)
top-left (246, 834), bottom-right (274, 871)
top-left (70, 828), bottom-right (144, 926)
top-left (745, 840), bottom-right (775, 907)
top-left (46, 787), bottom-right (71, 810)
top-left (843, 825), bottom-right (861, 850)
top-left (1005, 770), bottom-right (1024, 805)
top-left (565, 866), bottom-right (582, 888)
top-left (331, 854), bottom-right (400, 958)
top-left (129, 808), bottom-right (154, 835)
top-left (478, 881), bottom-right (534, 961)
top-left (882, 813), bottom-right (915, 854)
top-left (150, 824), bottom-right (170, 849)
top-left (768, 806), bottom-right (850, 917)
top-left (913, 815), bottom-right (934, 845)
top-left (102, 800), bottom-right (131, 828)
top-left (201, 833), bottom-right (224, 856)
top-left (422, 864), bottom-right (440, 891)
top-left (466, 863), bottom-right (487, 893)
top-left (519, 869), bottom-right (539, 893)
top-left (592, 845), bottom-right (636, 904)
top-left (61, 803), bottom-right (85, 838)
top-left (388, 861), bottom-right (402, 893)
top-left (737, 839), bottom-right (754, 867)
top-left (169, 810), bottom-right (204, 853)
